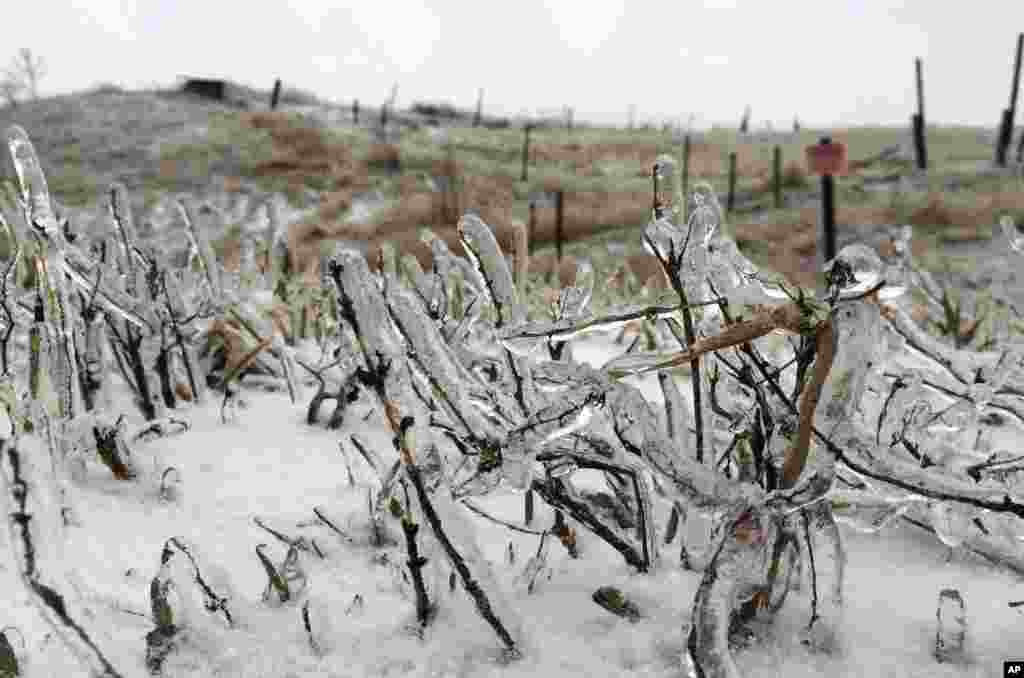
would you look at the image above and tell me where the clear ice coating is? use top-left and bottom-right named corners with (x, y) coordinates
top-left (385, 282), bottom-right (506, 441)
top-left (825, 243), bottom-right (886, 298)
top-left (3, 124), bottom-right (1024, 678)
top-left (429, 488), bottom-right (524, 647)
top-left (934, 588), bottom-right (968, 663)
top-left (928, 500), bottom-right (975, 549)
top-left (829, 490), bottom-right (924, 534)
top-left (458, 214), bottom-right (522, 328)
top-left (1001, 215), bottom-right (1024, 254)
top-left (6, 125), bottom-right (58, 233)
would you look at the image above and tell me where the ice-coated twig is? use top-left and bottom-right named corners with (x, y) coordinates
top-left (176, 198), bottom-right (224, 302)
top-left (797, 500), bottom-right (845, 653)
top-left (393, 406), bottom-right (521, 655)
top-left (500, 294), bottom-right (704, 345)
top-left (461, 498), bottom-right (548, 536)
top-left (0, 436), bottom-right (125, 677)
top-left (385, 282), bottom-right (508, 440)
top-left (458, 214), bottom-right (523, 329)
top-left (392, 488), bottom-right (436, 632)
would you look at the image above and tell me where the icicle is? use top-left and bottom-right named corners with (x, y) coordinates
top-left (816, 299), bottom-right (883, 439)
top-left (934, 588), bottom-right (968, 663)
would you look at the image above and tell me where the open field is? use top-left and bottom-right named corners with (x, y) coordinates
top-left (2, 86), bottom-right (1023, 296)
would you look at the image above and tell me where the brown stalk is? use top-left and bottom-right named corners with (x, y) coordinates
top-left (780, 318), bottom-right (835, 489)
top-left (639, 302), bottom-right (814, 374)
top-left (632, 299), bottom-right (837, 490)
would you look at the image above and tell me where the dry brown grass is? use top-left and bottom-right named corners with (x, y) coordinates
top-left (752, 161), bottom-right (809, 194)
top-left (734, 205), bottom-right (933, 288)
top-left (240, 112), bottom-right (367, 193)
top-left (280, 167), bottom-right (522, 277)
top-left (729, 186), bottom-right (1023, 288)
top-left (365, 143), bottom-right (401, 172)
top-left (531, 138), bottom-right (771, 179)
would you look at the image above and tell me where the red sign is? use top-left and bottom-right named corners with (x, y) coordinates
top-left (806, 141), bottom-right (848, 175)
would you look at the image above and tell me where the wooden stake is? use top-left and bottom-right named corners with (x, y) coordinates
top-left (528, 200), bottom-right (536, 256)
top-left (681, 135), bottom-right (691, 216)
top-left (773, 145), bottom-right (782, 209)
top-left (555, 190), bottom-right (565, 265)
top-left (819, 137), bottom-right (837, 274)
top-left (913, 58), bottom-right (928, 170)
top-left (996, 33), bottom-right (1023, 167)
top-left (521, 124), bottom-right (533, 182)
top-left (726, 152), bottom-right (737, 213)
top-left (270, 79), bottom-right (282, 111)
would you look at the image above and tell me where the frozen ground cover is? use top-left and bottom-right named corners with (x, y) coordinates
top-left (1, 341), bottom-right (1022, 677)
top-left (1, 123), bottom-right (1023, 678)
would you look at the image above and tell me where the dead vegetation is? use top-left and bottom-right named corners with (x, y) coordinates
top-left (733, 188), bottom-right (1024, 289)
top-left (241, 112), bottom-right (368, 193)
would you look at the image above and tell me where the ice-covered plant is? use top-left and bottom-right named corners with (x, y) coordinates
top-left (318, 180), bottom-right (1024, 677)
top-left (2, 120), bottom-right (1024, 678)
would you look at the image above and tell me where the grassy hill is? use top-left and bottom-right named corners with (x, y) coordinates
top-left (1, 83), bottom-right (1022, 293)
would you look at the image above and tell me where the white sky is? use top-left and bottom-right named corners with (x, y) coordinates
top-left (7, 0), bottom-right (1024, 128)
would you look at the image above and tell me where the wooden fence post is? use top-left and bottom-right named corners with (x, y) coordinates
top-left (528, 200), bottom-right (537, 256)
top-left (773, 145), bottom-right (782, 209)
top-left (913, 58), bottom-right (928, 170)
top-left (555, 190), bottom-right (565, 266)
top-left (652, 163), bottom-right (660, 217)
top-left (473, 88), bottom-right (483, 127)
top-left (681, 135), bottom-right (691, 211)
top-left (996, 33), bottom-right (1023, 167)
top-left (806, 137), bottom-right (847, 294)
top-left (726, 152), bottom-right (737, 213)
top-left (521, 124), bottom-right (533, 182)
top-left (821, 147), bottom-right (836, 264)
top-left (270, 79), bottom-right (282, 111)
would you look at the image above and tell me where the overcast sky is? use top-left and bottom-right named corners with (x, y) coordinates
top-left (8, 1), bottom-right (1024, 128)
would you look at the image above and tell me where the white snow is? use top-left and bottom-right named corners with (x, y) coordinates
top-left (1, 337), bottom-right (1022, 678)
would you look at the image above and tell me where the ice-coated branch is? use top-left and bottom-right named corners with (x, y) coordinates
top-left (0, 227), bottom-right (20, 376)
top-left (457, 214), bottom-right (523, 329)
top-left (0, 436), bottom-right (125, 677)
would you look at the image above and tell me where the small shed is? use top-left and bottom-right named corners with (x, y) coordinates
top-left (181, 78), bottom-right (227, 102)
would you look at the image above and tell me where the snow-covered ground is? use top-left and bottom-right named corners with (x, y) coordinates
top-left (2, 330), bottom-right (1022, 678)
